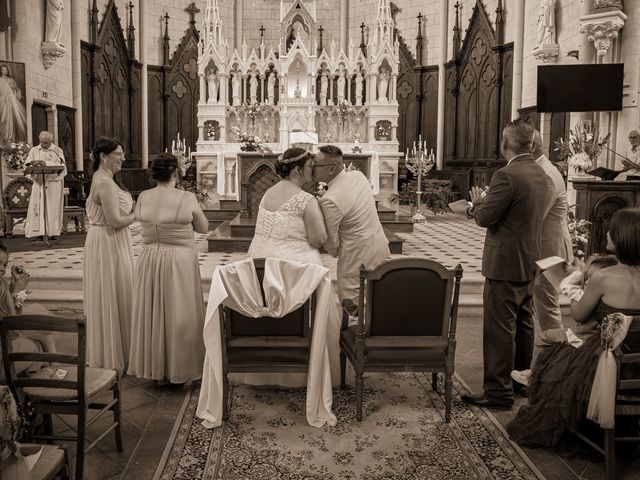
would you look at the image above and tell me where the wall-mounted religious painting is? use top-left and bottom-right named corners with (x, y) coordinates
top-left (0, 60), bottom-right (28, 143)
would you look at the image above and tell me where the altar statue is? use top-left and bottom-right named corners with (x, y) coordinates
top-left (232, 72), bottom-right (241, 106)
top-left (378, 68), bottom-right (389, 102)
top-left (267, 72), bottom-right (276, 105)
top-left (337, 70), bottom-right (346, 104)
top-left (319, 72), bottom-right (328, 106)
top-left (207, 69), bottom-right (218, 104)
top-left (45, 0), bottom-right (65, 47)
top-left (355, 71), bottom-right (363, 106)
top-left (249, 73), bottom-right (259, 104)
top-left (536, 0), bottom-right (556, 46)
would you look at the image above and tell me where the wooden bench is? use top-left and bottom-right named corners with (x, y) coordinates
top-left (3, 176), bottom-right (86, 238)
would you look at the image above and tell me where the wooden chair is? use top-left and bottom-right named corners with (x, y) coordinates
top-left (574, 318), bottom-right (640, 480)
top-left (220, 258), bottom-right (317, 419)
top-left (3, 176), bottom-right (33, 238)
top-left (339, 257), bottom-right (463, 422)
top-left (0, 315), bottom-right (123, 480)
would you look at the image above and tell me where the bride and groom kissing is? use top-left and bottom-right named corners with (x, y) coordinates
top-left (247, 145), bottom-right (390, 310)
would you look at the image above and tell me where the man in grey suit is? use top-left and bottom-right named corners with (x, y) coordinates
top-left (312, 145), bottom-right (390, 308)
top-left (462, 119), bottom-right (552, 410)
top-left (511, 130), bottom-right (574, 386)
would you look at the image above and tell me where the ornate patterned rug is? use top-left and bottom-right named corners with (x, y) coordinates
top-left (156, 373), bottom-right (543, 480)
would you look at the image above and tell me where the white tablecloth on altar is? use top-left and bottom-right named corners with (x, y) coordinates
top-left (196, 257), bottom-right (338, 428)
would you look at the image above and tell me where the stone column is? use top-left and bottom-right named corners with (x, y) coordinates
top-left (340, 0), bottom-right (348, 52)
top-left (510, 0), bottom-right (525, 120)
top-left (71, 0), bottom-right (83, 171)
top-left (219, 73), bottom-right (228, 105)
top-left (140, 0), bottom-right (149, 168)
top-left (436, 0), bottom-right (449, 169)
top-left (235, 0), bottom-right (243, 50)
top-left (199, 73), bottom-right (206, 104)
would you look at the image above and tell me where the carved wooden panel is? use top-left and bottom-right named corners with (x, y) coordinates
top-left (396, 37), bottom-right (418, 155)
top-left (147, 68), bottom-right (165, 155)
top-left (444, 63), bottom-right (457, 159)
top-left (421, 69), bottom-right (439, 151)
top-left (81, 46), bottom-right (92, 167)
top-left (57, 106), bottom-right (76, 172)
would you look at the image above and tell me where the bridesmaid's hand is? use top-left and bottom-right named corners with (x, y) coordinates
top-left (10, 266), bottom-right (30, 292)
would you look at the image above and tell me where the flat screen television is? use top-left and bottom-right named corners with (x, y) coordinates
top-left (536, 64), bottom-right (624, 113)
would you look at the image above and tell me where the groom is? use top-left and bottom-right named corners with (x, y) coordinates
top-left (312, 145), bottom-right (390, 310)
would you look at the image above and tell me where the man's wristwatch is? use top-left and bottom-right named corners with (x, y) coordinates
top-left (465, 206), bottom-right (475, 219)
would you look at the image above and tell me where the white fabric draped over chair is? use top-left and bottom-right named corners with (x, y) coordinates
top-left (196, 257), bottom-right (338, 428)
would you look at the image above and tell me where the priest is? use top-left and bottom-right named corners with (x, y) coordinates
top-left (24, 131), bottom-right (67, 240)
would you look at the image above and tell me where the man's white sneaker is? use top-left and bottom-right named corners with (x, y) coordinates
top-left (510, 369), bottom-right (532, 386)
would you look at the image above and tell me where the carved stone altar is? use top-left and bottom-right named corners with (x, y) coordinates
top-left (194, 0), bottom-right (401, 206)
top-left (573, 180), bottom-right (640, 255)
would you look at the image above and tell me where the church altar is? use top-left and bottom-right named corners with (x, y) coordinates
top-left (193, 0), bottom-right (402, 205)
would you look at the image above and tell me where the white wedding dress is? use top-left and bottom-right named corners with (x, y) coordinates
top-left (244, 189), bottom-right (342, 387)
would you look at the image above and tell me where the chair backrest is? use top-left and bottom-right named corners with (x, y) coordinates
top-left (221, 258), bottom-right (315, 338)
top-left (359, 257), bottom-right (463, 341)
top-left (4, 177), bottom-right (33, 210)
top-left (0, 315), bottom-right (86, 408)
top-left (617, 317), bottom-right (640, 395)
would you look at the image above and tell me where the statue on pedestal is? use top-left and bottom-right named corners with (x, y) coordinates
top-left (355, 71), bottom-right (363, 106)
top-left (45, 0), bottom-right (64, 47)
top-left (377, 68), bottom-right (389, 102)
top-left (267, 72), bottom-right (276, 105)
top-left (207, 69), bottom-right (218, 104)
top-left (232, 72), bottom-right (241, 106)
top-left (249, 73), bottom-right (258, 104)
top-left (536, 0), bottom-right (557, 46)
top-left (319, 71), bottom-right (328, 106)
top-left (337, 70), bottom-right (346, 104)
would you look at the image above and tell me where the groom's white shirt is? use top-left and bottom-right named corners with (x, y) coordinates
top-left (319, 169), bottom-right (390, 301)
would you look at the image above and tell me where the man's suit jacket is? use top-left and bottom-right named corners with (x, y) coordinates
top-left (536, 154), bottom-right (574, 263)
top-left (474, 154), bottom-right (552, 282)
top-left (319, 170), bottom-right (390, 281)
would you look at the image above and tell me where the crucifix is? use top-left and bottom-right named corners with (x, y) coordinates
top-left (259, 25), bottom-right (265, 43)
top-left (317, 25), bottom-right (324, 55)
top-left (186, 2), bottom-right (200, 25)
top-left (359, 22), bottom-right (367, 56)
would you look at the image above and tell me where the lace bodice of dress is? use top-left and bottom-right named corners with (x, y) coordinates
top-left (254, 191), bottom-right (314, 242)
top-left (248, 190), bottom-right (322, 265)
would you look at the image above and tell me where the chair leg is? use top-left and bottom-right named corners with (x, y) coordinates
top-left (76, 408), bottom-right (86, 480)
top-left (431, 372), bottom-right (438, 393)
top-left (222, 374), bottom-right (229, 421)
top-left (604, 428), bottom-right (615, 480)
top-left (444, 373), bottom-right (453, 423)
top-left (356, 371), bottom-right (364, 422)
top-left (112, 382), bottom-right (124, 452)
top-left (340, 351), bottom-right (346, 389)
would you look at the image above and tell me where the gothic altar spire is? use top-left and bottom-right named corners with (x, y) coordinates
top-left (203, 0), bottom-right (224, 48)
top-left (373, 0), bottom-right (395, 48)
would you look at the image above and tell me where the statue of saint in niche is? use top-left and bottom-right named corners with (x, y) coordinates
top-left (377, 68), bottom-right (389, 102)
top-left (267, 72), bottom-right (276, 105)
top-left (319, 72), bottom-right (328, 106)
top-left (232, 72), bottom-right (242, 106)
top-left (536, 0), bottom-right (557, 46)
top-left (336, 70), bottom-right (346, 104)
top-left (355, 71), bottom-right (363, 106)
top-left (249, 73), bottom-right (259, 104)
top-left (207, 69), bottom-right (218, 104)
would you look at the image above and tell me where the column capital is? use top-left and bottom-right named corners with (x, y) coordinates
top-left (579, 9), bottom-right (627, 60)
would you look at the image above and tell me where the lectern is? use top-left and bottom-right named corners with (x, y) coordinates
top-left (24, 165), bottom-right (65, 247)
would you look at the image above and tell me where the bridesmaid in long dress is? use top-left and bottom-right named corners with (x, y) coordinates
top-left (128, 153), bottom-right (209, 384)
top-left (83, 137), bottom-right (135, 374)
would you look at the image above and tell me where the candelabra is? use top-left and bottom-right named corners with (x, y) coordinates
top-left (405, 135), bottom-right (435, 223)
top-left (171, 132), bottom-right (192, 177)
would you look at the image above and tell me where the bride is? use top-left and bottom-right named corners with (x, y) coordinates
top-left (248, 147), bottom-right (326, 263)
top-left (245, 147), bottom-right (342, 387)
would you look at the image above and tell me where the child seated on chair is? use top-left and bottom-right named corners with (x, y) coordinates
top-left (539, 254), bottom-right (620, 346)
top-left (0, 241), bottom-right (56, 381)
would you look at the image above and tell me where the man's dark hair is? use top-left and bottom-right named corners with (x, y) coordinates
top-left (502, 118), bottom-right (535, 155)
top-left (318, 145), bottom-right (343, 158)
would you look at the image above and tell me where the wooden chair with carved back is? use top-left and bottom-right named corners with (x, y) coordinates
top-left (0, 315), bottom-right (123, 480)
top-left (574, 317), bottom-right (640, 480)
top-left (219, 258), bottom-right (317, 419)
top-left (339, 257), bottom-right (463, 422)
top-left (3, 176), bottom-right (33, 238)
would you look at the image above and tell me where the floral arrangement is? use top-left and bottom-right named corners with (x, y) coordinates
top-left (0, 142), bottom-right (32, 170)
top-left (599, 312), bottom-right (627, 350)
top-left (392, 178), bottom-right (453, 215)
top-left (179, 179), bottom-right (212, 207)
top-left (567, 210), bottom-right (591, 258)
top-left (229, 125), bottom-right (272, 154)
top-left (376, 123), bottom-right (391, 138)
top-left (554, 125), bottom-right (610, 173)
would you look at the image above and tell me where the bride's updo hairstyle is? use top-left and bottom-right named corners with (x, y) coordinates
top-left (608, 207), bottom-right (640, 266)
top-left (151, 153), bottom-right (180, 183)
top-left (275, 147), bottom-right (311, 178)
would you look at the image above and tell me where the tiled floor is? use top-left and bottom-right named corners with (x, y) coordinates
top-left (11, 212), bottom-right (640, 479)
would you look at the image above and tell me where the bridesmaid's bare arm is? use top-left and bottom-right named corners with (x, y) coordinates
top-left (189, 194), bottom-right (209, 234)
top-left (96, 181), bottom-right (135, 229)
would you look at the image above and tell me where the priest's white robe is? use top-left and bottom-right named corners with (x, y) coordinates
top-left (24, 144), bottom-right (67, 238)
